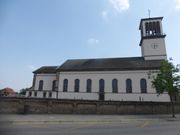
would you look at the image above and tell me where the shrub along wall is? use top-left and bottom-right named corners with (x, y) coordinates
top-left (0, 97), bottom-right (180, 114)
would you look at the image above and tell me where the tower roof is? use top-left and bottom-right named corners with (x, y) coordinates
top-left (139, 17), bottom-right (163, 30)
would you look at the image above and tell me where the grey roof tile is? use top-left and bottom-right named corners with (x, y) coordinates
top-left (57, 57), bottom-right (163, 72)
top-left (33, 66), bottom-right (58, 74)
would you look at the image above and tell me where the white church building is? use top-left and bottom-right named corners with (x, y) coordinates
top-left (26, 17), bottom-right (170, 102)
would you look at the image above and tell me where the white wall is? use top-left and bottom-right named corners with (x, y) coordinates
top-left (34, 74), bottom-right (57, 91)
top-left (58, 71), bottom-right (170, 102)
top-left (25, 70), bottom-right (170, 102)
top-left (26, 91), bottom-right (57, 99)
top-left (58, 92), bottom-right (98, 100)
top-left (105, 93), bottom-right (169, 102)
top-left (141, 38), bottom-right (167, 60)
top-left (25, 73), bottom-right (57, 98)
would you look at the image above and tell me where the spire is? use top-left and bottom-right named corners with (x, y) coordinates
top-left (148, 9), bottom-right (151, 18)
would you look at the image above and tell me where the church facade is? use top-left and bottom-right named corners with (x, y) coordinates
top-left (26, 17), bottom-right (170, 102)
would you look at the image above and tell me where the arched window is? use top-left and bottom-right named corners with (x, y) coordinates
top-left (156, 21), bottom-right (160, 34)
top-left (43, 92), bottom-right (46, 98)
top-left (126, 79), bottom-right (132, 93)
top-left (34, 92), bottom-right (37, 97)
top-left (112, 79), bottom-right (118, 93)
top-left (29, 91), bottom-right (32, 97)
top-left (86, 79), bottom-right (92, 93)
top-left (52, 80), bottom-right (56, 91)
top-left (145, 22), bottom-right (149, 35)
top-left (38, 80), bottom-right (43, 91)
top-left (149, 22), bottom-right (153, 35)
top-left (140, 79), bottom-right (147, 93)
top-left (99, 79), bottom-right (105, 93)
top-left (49, 92), bottom-right (52, 98)
top-left (74, 79), bottom-right (80, 92)
top-left (63, 79), bottom-right (68, 92)
top-left (152, 22), bottom-right (156, 35)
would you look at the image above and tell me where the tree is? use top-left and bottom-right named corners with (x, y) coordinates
top-left (152, 60), bottom-right (180, 118)
top-left (19, 87), bottom-right (30, 95)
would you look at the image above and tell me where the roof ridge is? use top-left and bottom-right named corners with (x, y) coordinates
top-left (41, 66), bottom-right (58, 67)
top-left (66, 56), bottom-right (144, 61)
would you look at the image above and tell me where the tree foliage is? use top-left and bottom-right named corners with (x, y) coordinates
top-left (19, 87), bottom-right (30, 95)
top-left (152, 60), bottom-right (180, 117)
top-left (152, 60), bottom-right (180, 96)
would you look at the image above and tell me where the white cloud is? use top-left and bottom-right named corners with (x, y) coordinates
top-left (101, 0), bottom-right (130, 19)
top-left (102, 10), bottom-right (108, 19)
top-left (175, 0), bottom-right (180, 9)
top-left (27, 65), bottom-right (35, 70)
top-left (88, 38), bottom-right (99, 45)
top-left (109, 0), bottom-right (130, 12)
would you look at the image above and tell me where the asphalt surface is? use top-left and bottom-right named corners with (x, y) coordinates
top-left (0, 114), bottom-right (180, 135)
top-left (1, 114), bottom-right (180, 124)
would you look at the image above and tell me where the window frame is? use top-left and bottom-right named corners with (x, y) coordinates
top-left (52, 80), bottom-right (56, 91)
top-left (140, 78), bottom-right (147, 93)
top-left (43, 92), bottom-right (46, 98)
top-left (74, 79), bottom-right (80, 92)
top-left (29, 91), bottom-right (32, 97)
top-left (112, 79), bottom-right (118, 93)
top-left (49, 92), bottom-right (52, 98)
top-left (38, 80), bottom-right (43, 91)
top-left (63, 79), bottom-right (68, 92)
top-left (34, 91), bottom-right (37, 97)
top-left (99, 79), bottom-right (105, 93)
top-left (126, 79), bottom-right (132, 93)
top-left (86, 79), bottom-right (92, 93)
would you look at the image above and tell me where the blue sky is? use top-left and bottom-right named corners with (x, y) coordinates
top-left (0, 0), bottom-right (180, 91)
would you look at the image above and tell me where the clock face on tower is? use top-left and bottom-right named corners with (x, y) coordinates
top-left (151, 43), bottom-right (158, 49)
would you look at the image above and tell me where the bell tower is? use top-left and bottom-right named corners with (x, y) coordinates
top-left (139, 17), bottom-right (167, 60)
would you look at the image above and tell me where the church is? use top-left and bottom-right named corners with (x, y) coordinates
top-left (26, 16), bottom-right (170, 102)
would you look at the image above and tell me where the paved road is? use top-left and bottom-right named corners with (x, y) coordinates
top-left (1, 114), bottom-right (180, 123)
top-left (1, 117), bottom-right (180, 135)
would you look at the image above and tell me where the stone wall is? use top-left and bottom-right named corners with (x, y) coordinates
top-left (0, 97), bottom-right (180, 114)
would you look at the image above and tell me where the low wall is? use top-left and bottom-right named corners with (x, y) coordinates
top-left (1, 97), bottom-right (180, 114)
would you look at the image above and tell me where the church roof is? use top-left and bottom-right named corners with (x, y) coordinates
top-left (57, 57), bottom-right (163, 72)
top-left (33, 66), bottom-right (58, 74)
